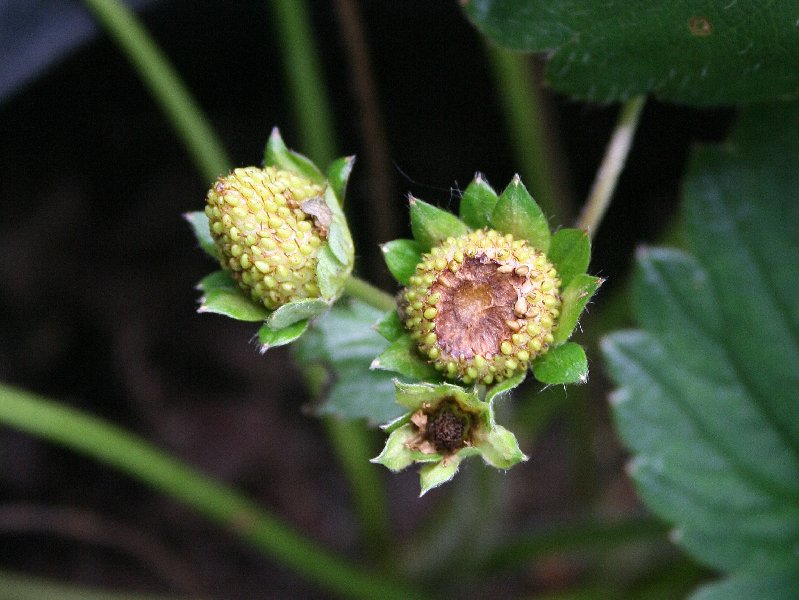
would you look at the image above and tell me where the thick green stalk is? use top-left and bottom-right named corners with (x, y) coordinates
top-left (343, 276), bottom-right (396, 312)
top-left (268, 0), bottom-right (336, 167)
top-left (267, 0), bottom-right (393, 554)
top-left (323, 419), bottom-right (390, 561)
top-left (0, 384), bottom-right (430, 600)
top-left (486, 45), bottom-right (569, 222)
top-left (82, 0), bottom-right (230, 182)
top-left (576, 96), bottom-right (646, 237)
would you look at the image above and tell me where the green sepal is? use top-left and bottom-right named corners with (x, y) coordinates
top-left (326, 155), bottom-right (355, 207)
top-left (184, 211), bottom-right (219, 260)
top-left (257, 319), bottom-right (309, 352)
top-left (490, 175), bottom-right (551, 252)
top-left (394, 380), bottom-right (480, 413)
top-left (475, 424), bottom-right (527, 470)
top-left (548, 228), bottom-right (591, 288)
top-left (196, 271), bottom-right (270, 322)
top-left (323, 186), bottom-right (355, 268)
top-left (263, 127), bottom-right (325, 185)
top-left (459, 172), bottom-right (498, 229)
top-left (484, 370), bottom-right (527, 405)
top-left (316, 246), bottom-right (346, 300)
top-left (370, 424), bottom-right (417, 472)
top-left (381, 239), bottom-right (423, 286)
top-left (532, 342), bottom-right (588, 385)
top-left (267, 298), bottom-right (329, 330)
top-left (375, 309), bottom-right (404, 342)
top-left (371, 334), bottom-right (441, 382)
top-left (419, 454), bottom-right (467, 496)
top-left (409, 196), bottom-right (470, 251)
top-left (553, 274), bottom-right (604, 345)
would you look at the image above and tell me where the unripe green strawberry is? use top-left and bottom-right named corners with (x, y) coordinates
top-left (205, 166), bottom-right (328, 310)
top-left (401, 229), bottom-right (561, 385)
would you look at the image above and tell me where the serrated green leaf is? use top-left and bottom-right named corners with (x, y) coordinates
top-left (257, 319), bottom-right (309, 352)
top-left (184, 211), bottom-right (219, 259)
top-left (267, 298), bottom-right (329, 330)
top-left (196, 271), bottom-right (269, 322)
top-left (464, 0), bottom-right (799, 105)
top-left (490, 175), bottom-right (550, 251)
top-left (532, 342), bottom-right (587, 385)
top-left (381, 239), bottom-right (423, 286)
top-left (459, 173), bottom-right (498, 229)
top-left (295, 300), bottom-right (405, 424)
top-left (601, 104), bottom-right (799, 592)
top-left (548, 228), bottom-right (590, 288)
top-left (553, 274), bottom-right (603, 345)
top-left (409, 197), bottom-right (470, 251)
top-left (263, 127), bottom-right (325, 184)
top-left (375, 309), bottom-right (404, 342)
top-left (326, 155), bottom-right (355, 207)
top-left (689, 569), bottom-right (799, 600)
top-left (371, 333), bottom-right (441, 382)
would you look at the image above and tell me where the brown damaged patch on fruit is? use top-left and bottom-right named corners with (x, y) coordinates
top-left (401, 229), bottom-right (562, 384)
top-left (433, 257), bottom-right (523, 359)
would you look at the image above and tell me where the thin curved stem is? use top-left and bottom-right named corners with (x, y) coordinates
top-left (82, 0), bottom-right (231, 182)
top-left (576, 96), bottom-right (646, 237)
top-left (0, 384), bottom-right (431, 600)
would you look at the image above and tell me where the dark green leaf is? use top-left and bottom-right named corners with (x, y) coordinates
top-left (375, 309), bottom-right (404, 342)
top-left (258, 319), bottom-right (309, 352)
top-left (295, 300), bottom-right (405, 423)
top-left (689, 570), bottom-right (799, 600)
top-left (490, 175), bottom-right (550, 251)
top-left (371, 333), bottom-right (441, 382)
top-left (183, 211), bottom-right (219, 259)
top-left (459, 173), bottom-right (498, 229)
top-left (326, 155), bottom-right (355, 207)
top-left (196, 271), bottom-right (269, 322)
top-left (464, 0), bottom-right (799, 105)
top-left (602, 104), bottom-right (799, 590)
top-left (263, 127), bottom-right (325, 185)
top-left (531, 342), bottom-right (587, 385)
top-left (381, 239), bottom-right (423, 286)
top-left (409, 197), bottom-right (470, 251)
top-left (548, 228), bottom-right (590, 288)
top-left (553, 274), bottom-right (603, 345)
top-left (267, 298), bottom-right (329, 330)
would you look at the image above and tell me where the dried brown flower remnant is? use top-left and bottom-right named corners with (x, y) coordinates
top-left (402, 229), bottom-right (561, 384)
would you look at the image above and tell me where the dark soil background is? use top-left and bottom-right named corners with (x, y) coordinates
top-left (0, 1), bottom-right (732, 598)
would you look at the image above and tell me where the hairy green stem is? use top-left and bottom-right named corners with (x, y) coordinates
top-left (0, 384), bottom-right (430, 600)
top-left (486, 45), bottom-right (570, 222)
top-left (576, 96), bottom-right (646, 237)
top-left (344, 276), bottom-right (396, 312)
top-left (82, 0), bottom-right (230, 183)
top-left (268, 0), bottom-right (336, 167)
